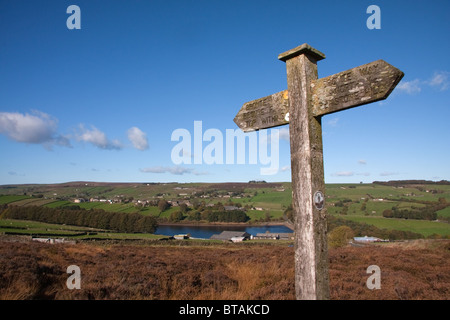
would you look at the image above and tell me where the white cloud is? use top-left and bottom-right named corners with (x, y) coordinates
top-left (0, 110), bottom-right (71, 149)
top-left (331, 171), bottom-right (354, 177)
top-left (127, 127), bottom-right (149, 151)
top-left (396, 71), bottom-right (449, 95)
top-left (279, 127), bottom-right (290, 141)
top-left (140, 166), bottom-right (208, 176)
top-left (379, 171), bottom-right (398, 177)
top-left (76, 124), bottom-right (122, 150)
top-left (280, 165), bottom-right (290, 172)
top-left (397, 79), bottom-right (421, 94)
top-left (8, 170), bottom-right (25, 177)
top-left (327, 117), bottom-right (339, 127)
top-left (141, 166), bottom-right (190, 175)
top-left (428, 71), bottom-right (449, 91)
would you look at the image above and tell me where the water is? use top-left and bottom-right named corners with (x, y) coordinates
top-left (154, 224), bottom-right (293, 239)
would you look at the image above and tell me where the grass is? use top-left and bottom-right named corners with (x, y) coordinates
top-left (330, 200), bottom-right (427, 216)
top-left (76, 232), bottom-right (166, 240)
top-left (43, 200), bottom-right (72, 208)
top-left (0, 239), bottom-right (449, 300)
top-left (250, 190), bottom-right (291, 209)
top-left (341, 215), bottom-right (450, 237)
top-left (324, 183), bottom-right (450, 237)
top-left (0, 219), bottom-right (98, 237)
top-left (2, 182), bottom-right (450, 237)
top-left (0, 219), bottom-right (165, 240)
top-left (0, 219), bottom-right (92, 230)
top-left (246, 209), bottom-right (284, 221)
top-left (0, 195), bottom-right (31, 204)
top-left (139, 206), bottom-right (164, 217)
top-left (437, 206), bottom-right (450, 219)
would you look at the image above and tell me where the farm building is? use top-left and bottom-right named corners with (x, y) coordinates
top-left (173, 234), bottom-right (190, 240)
top-left (254, 233), bottom-right (294, 240)
top-left (32, 237), bottom-right (76, 244)
top-left (353, 236), bottom-right (388, 243)
top-left (230, 236), bottom-right (246, 243)
top-left (210, 231), bottom-right (251, 241)
top-left (224, 205), bottom-right (243, 211)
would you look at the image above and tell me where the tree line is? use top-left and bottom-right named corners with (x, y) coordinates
top-left (167, 208), bottom-right (250, 223)
top-left (159, 199), bottom-right (251, 223)
top-left (382, 208), bottom-right (436, 220)
top-left (0, 204), bottom-right (158, 234)
top-left (284, 205), bottom-right (424, 240)
top-left (327, 215), bottom-right (423, 240)
top-left (373, 180), bottom-right (450, 186)
top-left (203, 210), bottom-right (250, 223)
top-left (382, 200), bottom-right (448, 221)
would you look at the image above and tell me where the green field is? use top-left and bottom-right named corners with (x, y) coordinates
top-left (44, 200), bottom-right (72, 208)
top-left (340, 215), bottom-right (450, 237)
top-left (1, 181), bottom-right (449, 238)
top-left (437, 206), bottom-right (450, 219)
top-left (0, 219), bottom-right (93, 231)
top-left (0, 195), bottom-right (31, 204)
top-left (0, 218), bottom-right (100, 237)
top-left (324, 183), bottom-right (450, 237)
top-left (0, 219), bottom-right (164, 240)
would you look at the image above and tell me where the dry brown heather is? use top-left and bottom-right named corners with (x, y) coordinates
top-left (0, 239), bottom-right (449, 300)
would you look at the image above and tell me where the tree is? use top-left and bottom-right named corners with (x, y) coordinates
top-left (139, 216), bottom-right (158, 233)
top-left (284, 204), bottom-right (293, 222)
top-left (191, 198), bottom-right (200, 210)
top-left (169, 210), bottom-right (184, 222)
top-left (206, 211), bottom-right (218, 222)
top-left (341, 206), bottom-right (348, 215)
top-left (158, 199), bottom-right (170, 213)
top-left (382, 209), bottom-right (393, 218)
top-left (179, 203), bottom-right (189, 214)
top-left (328, 226), bottom-right (354, 249)
top-left (187, 210), bottom-right (201, 221)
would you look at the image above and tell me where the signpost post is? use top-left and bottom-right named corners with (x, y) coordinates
top-left (234, 43), bottom-right (403, 300)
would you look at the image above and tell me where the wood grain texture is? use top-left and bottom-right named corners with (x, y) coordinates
top-left (283, 51), bottom-right (330, 300)
top-left (235, 60), bottom-right (403, 131)
top-left (233, 43), bottom-right (404, 301)
top-left (233, 90), bottom-right (289, 132)
top-left (311, 60), bottom-right (404, 116)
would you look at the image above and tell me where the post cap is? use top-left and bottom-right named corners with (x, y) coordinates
top-left (278, 43), bottom-right (326, 62)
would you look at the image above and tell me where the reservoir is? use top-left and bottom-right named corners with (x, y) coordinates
top-left (154, 224), bottom-right (293, 239)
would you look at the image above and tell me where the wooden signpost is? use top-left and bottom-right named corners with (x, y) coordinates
top-left (234, 43), bottom-right (404, 300)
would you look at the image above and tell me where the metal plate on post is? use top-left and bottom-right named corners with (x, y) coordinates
top-left (313, 191), bottom-right (324, 211)
top-left (233, 43), bottom-right (403, 300)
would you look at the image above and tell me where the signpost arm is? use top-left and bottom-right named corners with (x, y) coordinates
top-left (279, 44), bottom-right (330, 300)
top-left (235, 43), bottom-right (403, 300)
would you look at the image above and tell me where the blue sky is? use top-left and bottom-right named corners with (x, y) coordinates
top-left (0, 0), bottom-right (449, 184)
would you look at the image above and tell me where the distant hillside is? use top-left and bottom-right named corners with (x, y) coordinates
top-left (1, 180), bottom-right (449, 237)
top-left (373, 180), bottom-right (450, 186)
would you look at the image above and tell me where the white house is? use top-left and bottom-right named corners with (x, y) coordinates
top-left (353, 236), bottom-right (388, 243)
